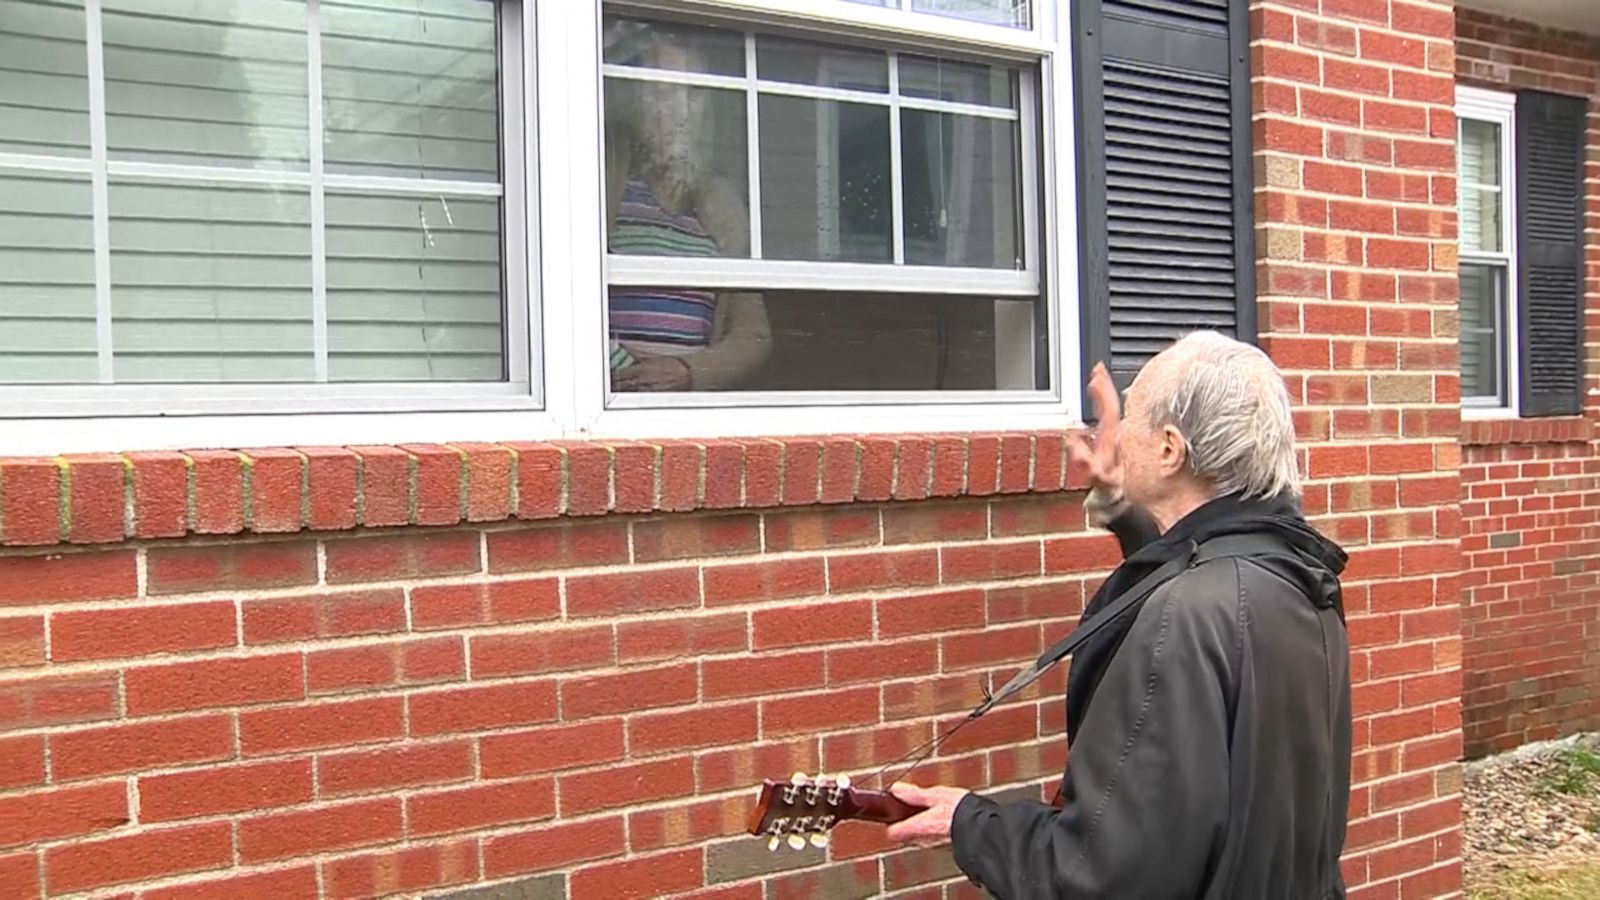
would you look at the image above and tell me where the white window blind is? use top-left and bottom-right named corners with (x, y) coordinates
top-left (0, 0), bottom-right (523, 388)
top-left (1456, 89), bottom-right (1515, 408)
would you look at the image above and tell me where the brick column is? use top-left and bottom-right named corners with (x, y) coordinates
top-left (1252, 1), bottom-right (1465, 896)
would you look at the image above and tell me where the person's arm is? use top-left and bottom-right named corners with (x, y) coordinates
top-left (682, 175), bottom-right (771, 389)
top-left (947, 565), bottom-right (1237, 897)
top-left (1086, 485), bottom-right (1160, 557)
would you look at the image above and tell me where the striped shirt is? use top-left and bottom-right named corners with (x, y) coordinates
top-left (609, 177), bottom-right (718, 352)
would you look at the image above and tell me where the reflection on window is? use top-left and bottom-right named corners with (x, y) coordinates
top-left (1457, 112), bottom-right (1509, 405)
top-left (0, 0), bottom-right (516, 386)
top-left (601, 12), bottom-right (1039, 397)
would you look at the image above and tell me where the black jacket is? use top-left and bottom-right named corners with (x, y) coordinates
top-left (949, 493), bottom-right (1353, 899)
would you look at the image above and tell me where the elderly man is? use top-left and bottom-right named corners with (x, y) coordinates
top-left (887, 332), bottom-right (1353, 899)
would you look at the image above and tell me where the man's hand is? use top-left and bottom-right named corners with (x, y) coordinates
top-left (884, 783), bottom-right (970, 849)
top-left (1069, 362), bottom-right (1124, 495)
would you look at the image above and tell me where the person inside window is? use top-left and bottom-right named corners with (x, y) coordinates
top-left (602, 22), bottom-right (772, 392)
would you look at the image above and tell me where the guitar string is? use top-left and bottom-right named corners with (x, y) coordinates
top-left (860, 674), bottom-right (999, 789)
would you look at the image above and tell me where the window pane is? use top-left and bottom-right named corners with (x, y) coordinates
top-left (903, 110), bottom-right (1021, 268)
top-left (1459, 262), bottom-right (1505, 402)
top-left (102, 0), bottom-right (309, 169)
top-left (0, 171), bottom-right (97, 383)
top-left (608, 287), bottom-right (1045, 392)
top-left (756, 36), bottom-right (888, 93)
top-left (604, 79), bottom-right (750, 258)
top-left (1458, 118), bottom-right (1502, 254)
top-left (759, 96), bottom-right (892, 263)
top-left (321, 0), bottom-right (499, 181)
top-left (911, 0), bottom-right (1030, 29)
top-left (110, 181), bottom-right (313, 382)
top-left (0, 0), bottom-right (89, 157)
top-left (900, 55), bottom-right (1018, 108)
top-left (326, 192), bottom-right (504, 381)
top-left (603, 15), bottom-right (745, 77)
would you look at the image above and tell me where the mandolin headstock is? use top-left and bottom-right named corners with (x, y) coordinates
top-left (746, 772), bottom-right (926, 851)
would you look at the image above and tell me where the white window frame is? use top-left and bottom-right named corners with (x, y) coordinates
top-left (1456, 85), bottom-right (1518, 419)
top-left (4, 0), bottom-right (1082, 456)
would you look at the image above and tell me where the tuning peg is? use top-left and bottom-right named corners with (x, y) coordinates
top-left (809, 831), bottom-right (829, 849)
top-left (791, 771), bottom-right (808, 785)
top-left (768, 835), bottom-right (781, 852)
top-left (786, 833), bottom-right (807, 851)
top-left (834, 774), bottom-right (850, 791)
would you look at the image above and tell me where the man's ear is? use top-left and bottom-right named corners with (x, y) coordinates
top-left (1157, 425), bottom-right (1188, 478)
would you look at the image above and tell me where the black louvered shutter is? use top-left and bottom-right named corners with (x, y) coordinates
top-left (1074, 0), bottom-right (1254, 394)
top-left (1514, 89), bottom-right (1586, 417)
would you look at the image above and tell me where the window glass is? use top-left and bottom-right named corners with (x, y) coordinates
top-left (0, 0), bottom-right (90, 158)
top-left (1459, 262), bottom-right (1505, 402)
top-left (759, 95), bottom-right (892, 263)
top-left (1458, 118), bottom-right (1501, 254)
top-left (902, 108), bottom-right (1021, 268)
top-left (0, 171), bottom-right (97, 383)
top-left (912, 0), bottom-right (1030, 28)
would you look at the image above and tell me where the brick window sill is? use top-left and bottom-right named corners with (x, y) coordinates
top-left (0, 433), bottom-right (1089, 548)
top-left (1460, 416), bottom-right (1594, 447)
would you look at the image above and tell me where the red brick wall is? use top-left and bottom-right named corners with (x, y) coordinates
top-left (1453, 8), bottom-right (1600, 759)
top-left (1253, 0), bottom-right (1465, 895)
top-left (0, 439), bottom-right (1119, 898)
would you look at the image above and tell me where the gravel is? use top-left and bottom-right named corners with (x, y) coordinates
top-left (1464, 733), bottom-right (1600, 888)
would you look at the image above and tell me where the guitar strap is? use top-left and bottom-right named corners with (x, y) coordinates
top-left (970, 538), bottom-right (1200, 721)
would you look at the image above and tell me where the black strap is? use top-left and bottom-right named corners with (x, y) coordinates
top-left (971, 539), bottom-right (1200, 718)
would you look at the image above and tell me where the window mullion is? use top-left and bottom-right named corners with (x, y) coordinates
top-left (85, 0), bottom-right (112, 384)
top-left (307, 0), bottom-right (330, 383)
top-left (889, 51), bottom-right (905, 265)
top-left (744, 32), bottom-right (763, 259)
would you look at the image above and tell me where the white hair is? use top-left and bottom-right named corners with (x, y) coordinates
top-left (1145, 331), bottom-right (1300, 500)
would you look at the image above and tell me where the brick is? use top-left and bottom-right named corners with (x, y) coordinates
top-left (53, 601), bottom-right (235, 662)
top-left (765, 507), bottom-right (880, 552)
top-left (0, 736), bottom-right (44, 791)
top-left (1030, 434), bottom-right (1062, 493)
top-left (571, 848), bottom-right (704, 900)
top-left (991, 495), bottom-right (1083, 537)
top-left (352, 445), bottom-right (411, 527)
top-left (238, 799), bottom-right (403, 863)
top-left (932, 438), bottom-right (968, 496)
top-left (1393, 1), bottom-right (1454, 39)
top-left (1256, 45), bottom-right (1319, 84)
top-left (618, 612), bottom-right (748, 663)
top-left (631, 796), bottom-right (749, 852)
top-left (940, 624), bottom-right (1041, 673)
top-left (65, 455), bottom-right (126, 543)
top-left (0, 459), bottom-right (58, 547)
top-left (763, 686), bottom-right (879, 737)
top-left (487, 520), bottom-right (627, 573)
top-left (706, 837), bottom-right (823, 884)
top-left (0, 673), bottom-right (118, 729)
top-left (704, 557), bottom-right (825, 606)
top-left (307, 637), bottom-right (464, 694)
top-left (631, 703), bottom-right (758, 754)
top-left (701, 440), bottom-right (744, 509)
top-left (325, 840), bottom-right (480, 899)
top-left (828, 639), bottom-right (939, 686)
top-left (877, 588), bottom-right (986, 638)
top-left (1297, 17), bottom-right (1357, 55)
top-left (0, 782), bottom-right (127, 850)
top-left (319, 740), bottom-right (475, 798)
top-left (459, 442), bottom-right (514, 522)
top-left (144, 866), bottom-right (321, 900)
top-left (743, 440), bottom-right (783, 508)
top-left (1323, 0), bottom-right (1387, 24)
top-left (408, 681), bottom-right (558, 736)
top-left (140, 759), bottom-right (313, 822)
top-left (470, 625), bottom-right (615, 679)
top-left (819, 438), bottom-right (859, 504)
top-left (896, 437), bottom-right (935, 500)
top-left (45, 823), bottom-right (231, 893)
top-left (0, 616), bottom-right (44, 669)
top-left (698, 738), bottom-right (821, 794)
top-left (401, 444), bottom-right (464, 526)
top-left (781, 440), bottom-right (821, 506)
top-left (766, 858), bottom-right (880, 899)
top-left (561, 663), bottom-right (695, 719)
top-left (409, 778), bottom-right (555, 838)
top-left (1258, 119), bottom-right (1324, 157)
top-left (566, 567), bottom-right (699, 617)
top-left (481, 720), bottom-right (626, 779)
top-left (560, 756), bottom-right (695, 816)
top-left (998, 435), bottom-right (1031, 494)
top-left (240, 696), bottom-right (405, 755)
top-left (1324, 58), bottom-right (1390, 96)
top-left (1300, 89), bottom-right (1361, 127)
top-left (635, 514), bottom-right (760, 562)
top-left (486, 817), bottom-right (626, 879)
top-left (242, 588), bottom-right (404, 646)
top-left (324, 532), bottom-right (479, 584)
top-left (703, 651), bottom-right (826, 700)
top-left (828, 548), bottom-right (939, 593)
top-left (302, 446), bottom-right (359, 530)
top-left (1043, 533), bottom-right (1122, 574)
top-left (127, 452), bottom-right (189, 539)
top-left (243, 448), bottom-right (304, 533)
top-left (51, 713), bottom-right (233, 781)
top-left (148, 541), bottom-right (316, 595)
top-left (0, 551), bottom-right (136, 605)
top-left (125, 654), bottom-right (303, 715)
top-left (754, 600), bottom-right (872, 650)
top-left (188, 450), bottom-right (245, 534)
top-left (411, 578), bottom-right (559, 630)
top-left (510, 443), bottom-right (564, 519)
top-left (881, 501), bottom-right (987, 545)
top-left (967, 435), bottom-right (1001, 495)
top-left (610, 444), bottom-right (655, 513)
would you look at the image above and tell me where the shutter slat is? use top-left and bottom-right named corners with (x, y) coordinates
top-left (1514, 89), bottom-right (1585, 417)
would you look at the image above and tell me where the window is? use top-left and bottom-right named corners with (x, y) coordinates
top-left (0, 0), bottom-right (532, 418)
top-left (1456, 88), bottom-right (1515, 409)
top-left (1455, 85), bottom-right (1586, 419)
